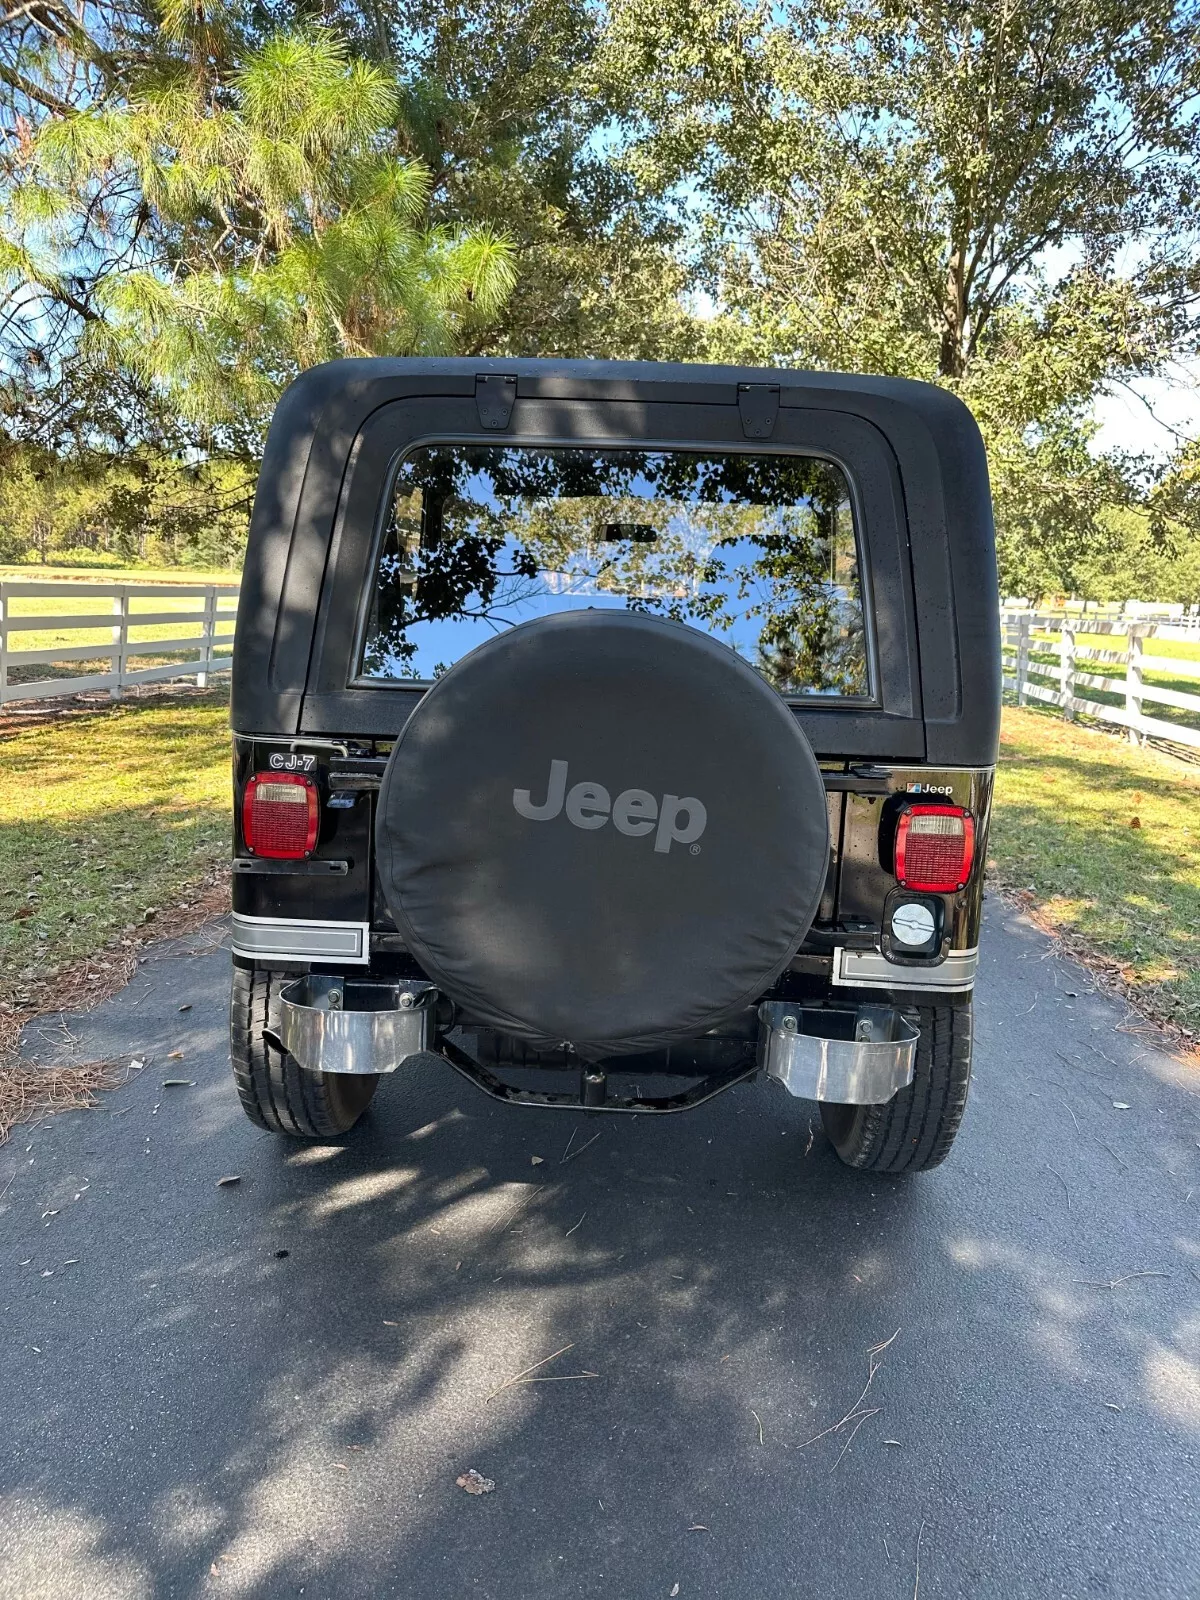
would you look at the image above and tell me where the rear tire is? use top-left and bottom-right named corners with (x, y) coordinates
top-left (819, 997), bottom-right (972, 1174)
top-left (230, 964), bottom-right (379, 1138)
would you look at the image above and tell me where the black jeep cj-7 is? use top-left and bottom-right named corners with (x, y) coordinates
top-left (229, 358), bottom-right (1000, 1174)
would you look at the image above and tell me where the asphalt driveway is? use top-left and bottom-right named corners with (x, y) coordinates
top-left (1, 899), bottom-right (1197, 1600)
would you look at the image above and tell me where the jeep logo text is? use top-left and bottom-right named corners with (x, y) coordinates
top-left (513, 759), bottom-right (707, 855)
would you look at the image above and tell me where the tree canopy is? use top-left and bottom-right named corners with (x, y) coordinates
top-left (7, 17), bottom-right (515, 437)
top-left (2, 0), bottom-right (1199, 597)
top-left (605, 0), bottom-right (1200, 594)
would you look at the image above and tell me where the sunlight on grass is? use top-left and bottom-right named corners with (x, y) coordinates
top-left (0, 695), bottom-right (231, 998)
top-left (0, 562), bottom-right (241, 584)
top-left (991, 706), bottom-right (1200, 1035)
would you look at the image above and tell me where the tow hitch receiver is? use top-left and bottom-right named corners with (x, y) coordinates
top-left (758, 1002), bottom-right (918, 1105)
top-left (279, 975), bottom-right (437, 1075)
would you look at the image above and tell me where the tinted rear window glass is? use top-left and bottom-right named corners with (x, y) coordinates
top-left (359, 447), bottom-right (871, 698)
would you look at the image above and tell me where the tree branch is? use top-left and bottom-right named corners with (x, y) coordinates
top-left (0, 60), bottom-right (74, 117)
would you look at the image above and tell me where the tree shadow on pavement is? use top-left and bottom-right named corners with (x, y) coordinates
top-left (0, 905), bottom-right (1198, 1600)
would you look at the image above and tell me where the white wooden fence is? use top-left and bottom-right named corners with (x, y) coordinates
top-left (1001, 610), bottom-right (1200, 751)
top-left (0, 581), bottom-right (239, 706)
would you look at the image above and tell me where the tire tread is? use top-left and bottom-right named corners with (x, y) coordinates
top-left (229, 965), bottom-right (377, 1139)
top-left (820, 998), bottom-right (972, 1174)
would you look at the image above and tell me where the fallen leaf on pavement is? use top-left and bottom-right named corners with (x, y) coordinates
top-left (1112, 1102), bottom-right (1131, 1110)
top-left (216, 1175), bottom-right (241, 1187)
top-left (168, 1050), bottom-right (185, 1060)
top-left (456, 1469), bottom-right (495, 1495)
top-left (162, 1079), bottom-right (194, 1087)
top-left (531, 1155), bottom-right (544, 1165)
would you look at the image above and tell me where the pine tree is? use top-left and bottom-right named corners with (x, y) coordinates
top-left (9, 23), bottom-right (514, 437)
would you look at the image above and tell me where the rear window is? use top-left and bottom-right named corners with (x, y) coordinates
top-left (357, 446), bottom-right (872, 699)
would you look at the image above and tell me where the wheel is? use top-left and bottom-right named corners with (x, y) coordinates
top-left (229, 964), bottom-right (379, 1138)
top-left (819, 997), bottom-right (972, 1174)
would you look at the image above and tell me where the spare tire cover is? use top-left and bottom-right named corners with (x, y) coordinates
top-left (375, 611), bottom-right (830, 1055)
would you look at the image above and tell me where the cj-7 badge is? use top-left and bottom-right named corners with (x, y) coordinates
top-left (514, 758), bottom-right (707, 855)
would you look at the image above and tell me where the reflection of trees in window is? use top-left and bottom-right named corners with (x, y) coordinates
top-left (361, 454), bottom-right (541, 677)
top-left (361, 447), bottom-right (868, 696)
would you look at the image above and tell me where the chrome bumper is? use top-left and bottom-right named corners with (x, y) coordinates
top-left (758, 1001), bottom-right (918, 1105)
top-left (279, 975), bottom-right (437, 1075)
top-left (276, 978), bottom-right (917, 1107)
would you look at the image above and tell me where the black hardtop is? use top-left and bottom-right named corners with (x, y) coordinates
top-left (232, 356), bottom-right (1000, 766)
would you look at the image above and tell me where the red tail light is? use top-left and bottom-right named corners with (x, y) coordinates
top-left (894, 804), bottom-right (975, 893)
top-left (242, 773), bottom-right (319, 859)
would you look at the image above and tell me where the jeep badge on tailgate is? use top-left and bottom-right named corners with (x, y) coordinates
top-left (512, 758), bottom-right (708, 853)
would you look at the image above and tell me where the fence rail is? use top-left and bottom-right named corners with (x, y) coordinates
top-left (0, 581), bottom-right (239, 706)
top-left (1001, 610), bottom-right (1200, 751)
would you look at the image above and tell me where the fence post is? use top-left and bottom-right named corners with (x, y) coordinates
top-left (1059, 620), bottom-right (1076, 721)
top-left (111, 588), bottom-right (129, 701)
top-left (196, 585), bottom-right (216, 688)
top-left (1125, 624), bottom-right (1145, 746)
top-left (1016, 614), bottom-right (1031, 706)
top-left (0, 583), bottom-right (7, 707)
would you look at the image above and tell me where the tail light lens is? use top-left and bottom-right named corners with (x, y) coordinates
top-left (894, 804), bottom-right (975, 893)
top-left (242, 773), bottom-right (319, 859)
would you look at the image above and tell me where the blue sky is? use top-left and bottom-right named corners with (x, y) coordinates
top-left (1092, 365), bottom-right (1200, 460)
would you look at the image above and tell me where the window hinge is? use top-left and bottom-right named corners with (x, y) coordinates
top-left (737, 382), bottom-right (780, 440)
top-left (476, 373), bottom-right (517, 430)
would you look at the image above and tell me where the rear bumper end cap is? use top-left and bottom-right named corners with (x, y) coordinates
top-left (279, 975), bottom-right (438, 1075)
top-left (758, 1001), bottom-right (918, 1105)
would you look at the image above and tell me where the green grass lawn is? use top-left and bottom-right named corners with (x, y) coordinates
top-left (0, 561), bottom-right (242, 585)
top-left (0, 694), bottom-right (231, 1004)
top-left (1, 692), bottom-right (1197, 1049)
top-left (990, 705), bottom-right (1200, 1037)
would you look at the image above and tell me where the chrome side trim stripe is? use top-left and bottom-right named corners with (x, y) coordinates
top-left (231, 914), bottom-right (370, 964)
top-left (831, 946), bottom-right (979, 992)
